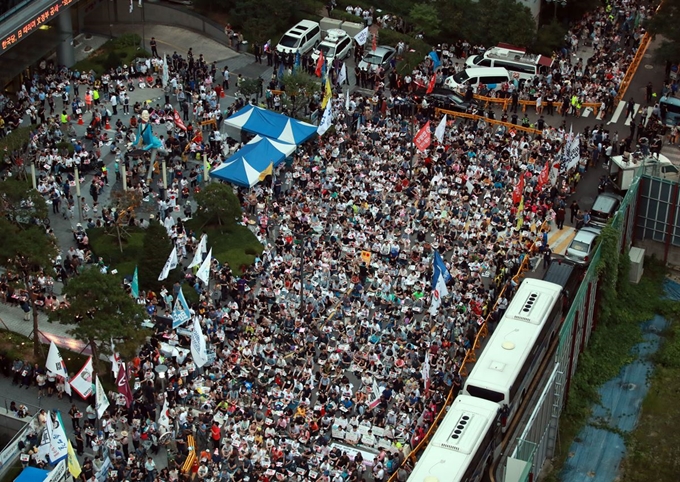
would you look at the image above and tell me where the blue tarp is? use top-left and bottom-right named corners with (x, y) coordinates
top-left (209, 135), bottom-right (296, 187)
top-left (223, 105), bottom-right (317, 145)
top-left (560, 279), bottom-right (680, 482)
top-left (14, 467), bottom-right (50, 482)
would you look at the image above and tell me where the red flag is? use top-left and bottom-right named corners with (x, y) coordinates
top-left (315, 51), bottom-right (324, 77)
top-left (426, 74), bottom-right (436, 94)
top-left (116, 362), bottom-right (134, 408)
top-left (174, 110), bottom-right (187, 131)
top-left (512, 174), bottom-right (525, 205)
top-left (414, 121), bottom-right (431, 152)
top-left (372, 34), bottom-right (377, 52)
top-left (537, 161), bottom-right (550, 190)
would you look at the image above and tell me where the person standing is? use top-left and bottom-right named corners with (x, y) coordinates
top-left (253, 43), bottom-right (262, 64)
top-left (543, 246), bottom-right (552, 269)
top-left (222, 66), bottom-right (230, 90)
top-left (646, 82), bottom-right (653, 104)
top-left (556, 205), bottom-right (566, 229)
top-left (569, 200), bottom-right (580, 224)
top-left (150, 37), bottom-right (159, 58)
top-left (110, 93), bottom-right (118, 115)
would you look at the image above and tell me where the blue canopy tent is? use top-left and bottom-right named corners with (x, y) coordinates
top-left (14, 467), bottom-right (50, 482)
top-left (223, 105), bottom-right (317, 145)
top-left (209, 135), bottom-right (296, 188)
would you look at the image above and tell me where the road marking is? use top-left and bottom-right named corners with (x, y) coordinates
top-left (596, 108), bottom-right (605, 120)
top-left (554, 230), bottom-right (577, 255)
top-left (624, 103), bottom-right (640, 126)
top-left (608, 100), bottom-right (626, 125)
top-left (581, 107), bottom-right (592, 118)
top-left (644, 105), bottom-right (654, 126)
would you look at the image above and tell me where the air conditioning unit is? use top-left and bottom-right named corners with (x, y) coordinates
top-left (629, 247), bottom-right (645, 284)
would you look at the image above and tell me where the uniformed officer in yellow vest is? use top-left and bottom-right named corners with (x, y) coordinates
top-left (60, 110), bottom-right (68, 129)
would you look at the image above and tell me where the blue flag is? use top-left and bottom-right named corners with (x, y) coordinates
top-left (277, 62), bottom-right (285, 81)
top-left (294, 52), bottom-right (301, 72)
top-left (131, 266), bottom-right (139, 299)
top-left (172, 287), bottom-right (192, 329)
top-left (429, 51), bottom-right (441, 69)
top-left (430, 251), bottom-right (452, 315)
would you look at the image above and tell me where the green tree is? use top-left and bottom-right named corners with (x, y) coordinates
top-left (239, 78), bottom-right (262, 100)
top-left (534, 20), bottom-right (568, 56)
top-left (409, 4), bottom-right (441, 38)
top-left (194, 182), bottom-right (242, 227)
top-left (645, 0), bottom-right (680, 63)
top-left (0, 178), bottom-right (49, 228)
top-left (280, 71), bottom-right (320, 120)
top-left (137, 221), bottom-right (178, 295)
top-left (0, 217), bottom-right (59, 357)
top-left (49, 268), bottom-right (148, 369)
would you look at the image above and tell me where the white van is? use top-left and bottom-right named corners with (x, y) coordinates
top-left (276, 20), bottom-right (321, 56)
top-left (465, 47), bottom-right (553, 82)
top-left (444, 67), bottom-right (511, 93)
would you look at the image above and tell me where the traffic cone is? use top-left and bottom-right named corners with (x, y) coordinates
top-left (77, 114), bottom-right (83, 125)
top-left (220, 89), bottom-right (225, 98)
top-left (105, 119), bottom-right (111, 130)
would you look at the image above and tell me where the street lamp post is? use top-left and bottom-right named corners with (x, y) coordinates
top-left (409, 101), bottom-right (415, 173)
top-left (298, 234), bottom-right (306, 318)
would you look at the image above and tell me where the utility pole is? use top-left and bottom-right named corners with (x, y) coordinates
top-left (298, 233), bottom-right (305, 318)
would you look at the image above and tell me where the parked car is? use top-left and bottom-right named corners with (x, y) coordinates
top-left (565, 226), bottom-right (602, 265)
top-left (358, 45), bottom-right (396, 73)
top-left (311, 29), bottom-right (353, 64)
top-left (276, 20), bottom-right (321, 55)
top-left (590, 192), bottom-right (623, 227)
top-left (412, 88), bottom-right (475, 113)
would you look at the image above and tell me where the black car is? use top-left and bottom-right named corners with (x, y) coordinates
top-left (412, 88), bottom-right (474, 113)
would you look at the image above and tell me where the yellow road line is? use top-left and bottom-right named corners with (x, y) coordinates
top-left (553, 230), bottom-right (577, 255)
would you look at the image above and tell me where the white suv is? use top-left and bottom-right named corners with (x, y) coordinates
top-left (276, 20), bottom-right (321, 56)
top-left (311, 29), bottom-right (353, 63)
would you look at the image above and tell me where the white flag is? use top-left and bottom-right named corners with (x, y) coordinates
top-left (190, 317), bottom-right (209, 368)
top-left (95, 376), bottom-right (110, 419)
top-left (345, 90), bottom-right (350, 111)
top-left (565, 134), bottom-right (581, 171)
top-left (354, 27), bottom-right (369, 46)
top-left (162, 54), bottom-right (169, 88)
top-left (46, 412), bottom-right (68, 463)
top-left (196, 248), bottom-right (212, 285)
top-left (46, 341), bottom-right (68, 378)
top-left (158, 398), bottom-right (171, 433)
top-left (435, 114), bottom-right (447, 143)
top-left (44, 460), bottom-right (67, 482)
top-left (187, 234), bottom-right (207, 268)
top-left (158, 246), bottom-right (178, 281)
top-left (69, 357), bottom-right (94, 400)
top-left (317, 101), bottom-right (333, 136)
top-left (337, 62), bottom-right (347, 85)
top-left (37, 427), bottom-right (51, 462)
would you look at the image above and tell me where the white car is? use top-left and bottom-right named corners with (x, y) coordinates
top-left (311, 29), bottom-right (353, 64)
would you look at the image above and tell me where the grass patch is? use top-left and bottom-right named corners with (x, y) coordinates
top-left (620, 288), bottom-right (680, 481)
top-left (545, 258), bottom-right (680, 482)
top-left (73, 34), bottom-right (150, 76)
top-left (88, 226), bottom-right (146, 273)
top-left (185, 217), bottom-right (264, 276)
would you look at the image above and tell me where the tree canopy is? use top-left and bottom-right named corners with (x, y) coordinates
top-left (280, 71), bottom-right (320, 120)
top-left (645, 0), bottom-right (680, 63)
top-left (194, 182), bottom-right (242, 227)
top-left (137, 220), bottom-right (180, 294)
top-left (0, 178), bottom-right (49, 228)
top-left (49, 267), bottom-right (148, 365)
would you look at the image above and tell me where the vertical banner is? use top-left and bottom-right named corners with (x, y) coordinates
top-left (95, 376), bottom-right (110, 418)
top-left (116, 362), bottom-right (134, 408)
top-left (190, 318), bottom-right (209, 368)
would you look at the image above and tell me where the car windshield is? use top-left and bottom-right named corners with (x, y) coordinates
top-left (448, 93), bottom-right (465, 103)
top-left (570, 240), bottom-right (591, 253)
top-left (363, 53), bottom-right (383, 64)
top-left (452, 70), bottom-right (470, 83)
top-left (470, 54), bottom-right (484, 65)
top-left (318, 44), bottom-right (335, 56)
top-left (279, 35), bottom-right (299, 48)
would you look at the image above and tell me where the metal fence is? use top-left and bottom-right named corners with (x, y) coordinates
top-left (636, 176), bottom-right (680, 247)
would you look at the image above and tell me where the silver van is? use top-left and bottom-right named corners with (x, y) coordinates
top-left (465, 47), bottom-right (553, 82)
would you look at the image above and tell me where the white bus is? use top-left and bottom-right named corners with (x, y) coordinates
top-left (462, 279), bottom-right (564, 426)
top-left (407, 395), bottom-right (500, 482)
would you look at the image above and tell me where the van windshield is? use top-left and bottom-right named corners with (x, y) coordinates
top-left (318, 44), bottom-right (335, 56)
top-left (470, 54), bottom-right (484, 65)
top-left (279, 35), bottom-right (299, 48)
top-left (452, 70), bottom-right (470, 83)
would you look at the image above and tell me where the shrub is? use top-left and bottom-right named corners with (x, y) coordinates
top-left (0, 125), bottom-right (35, 154)
top-left (329, 9), bottom-right (361, 22)
top-left (113, 33), bottom-right (142, 48)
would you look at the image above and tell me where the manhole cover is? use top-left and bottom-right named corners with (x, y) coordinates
top-left (645, 64), bottom-right (654, 69)
top-left (84, 46), bottom-right (93, 53)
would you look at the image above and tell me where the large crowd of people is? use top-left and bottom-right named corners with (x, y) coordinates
top-left (0, 0), bottom-right (669, 480)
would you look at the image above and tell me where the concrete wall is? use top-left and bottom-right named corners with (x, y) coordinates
top-left (84, 0), bottom-right (231, 48)
top-left (634, 239), bottom-right (680, 267)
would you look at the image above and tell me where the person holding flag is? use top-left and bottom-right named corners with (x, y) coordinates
top-left (429, 251), bottom-right (452, 315)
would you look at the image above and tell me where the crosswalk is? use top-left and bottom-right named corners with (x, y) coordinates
top-left (606, 100), bottom-right (657, 126)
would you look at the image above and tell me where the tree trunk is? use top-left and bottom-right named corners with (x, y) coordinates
top-left (24, 275), bottom-right (40, 359)
top-left (116, 223), bottom-right (124, 253)
top-left (90, 339), bottom-right (100, 376)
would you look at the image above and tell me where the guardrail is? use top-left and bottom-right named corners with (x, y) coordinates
top-left (387, 219), bottom-right (549, 480)
top-left (460, 92), bottom-right (602, 116)
top-left (434, 108), bottom-right (543, 135)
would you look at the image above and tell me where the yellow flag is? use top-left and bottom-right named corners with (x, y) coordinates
top-left (67, 440), bottom-right (81, 478)
top-left (258, 162), bottom-right (273, 182)
top-left (516, 196), bottom-right (524, 230)
top-left (321, 76), bottom-right (332, 109)
top-left (360, 251), bottom-right (372, 265)
top-left (204, 157), bottom-right (211, 173)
